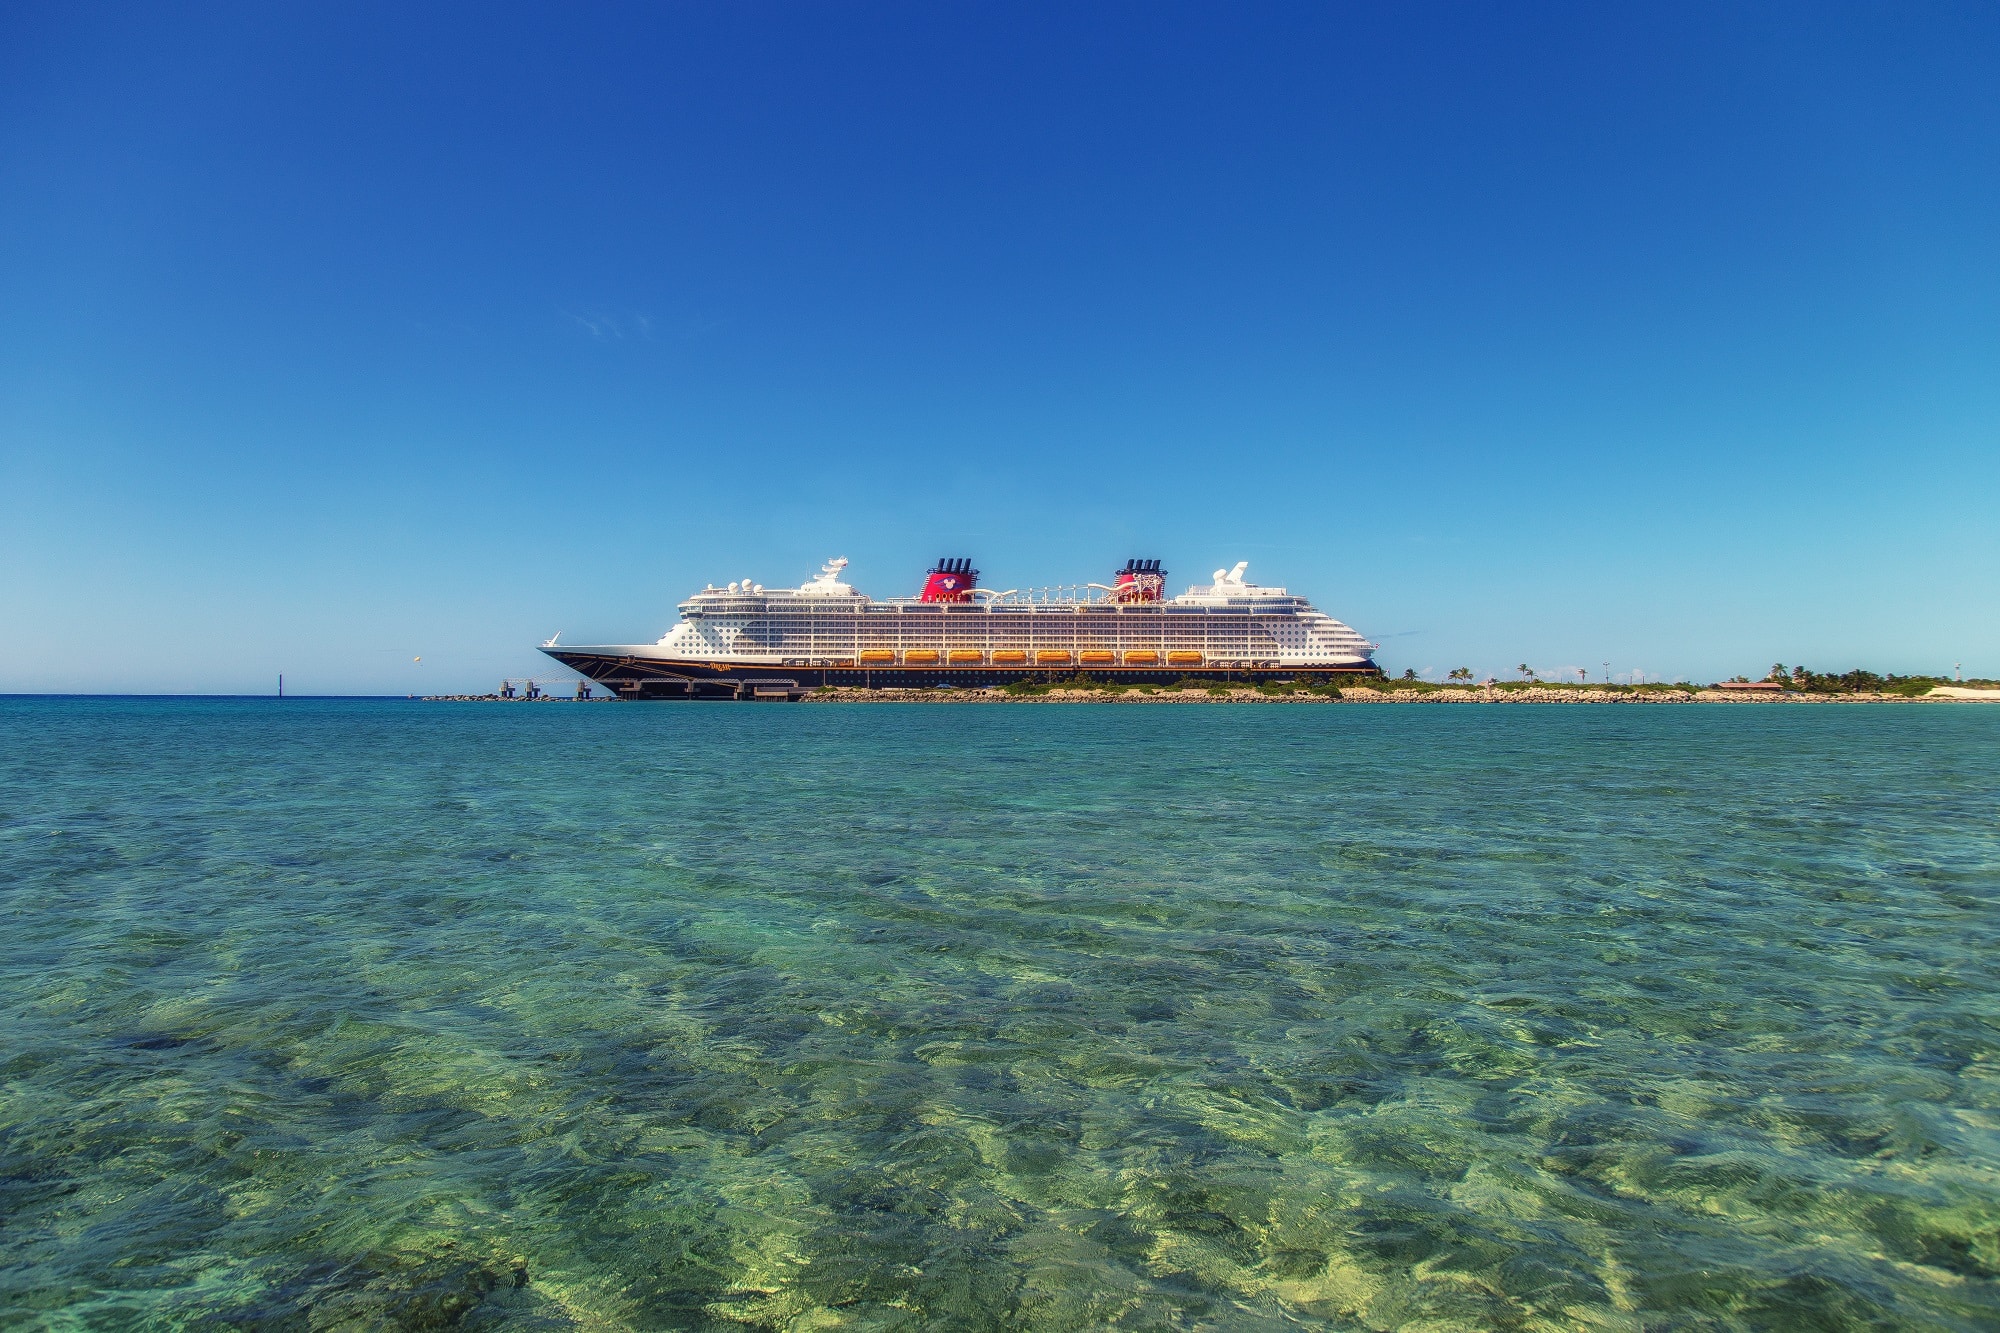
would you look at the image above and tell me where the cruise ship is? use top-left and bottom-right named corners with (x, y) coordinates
top-left (540, 558), bottom-right (1379, 699)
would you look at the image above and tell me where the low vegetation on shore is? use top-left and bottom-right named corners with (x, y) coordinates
top-left (1000, 673), bottom-right (1246, 697)
top-left (1361, 677), bottom-right (1697, 696)
top-left (1737, 665), bottom-right (1997, 696)
top-left (800, 680), bottom-right (1992, 705)
top-left (999, 668), bottom-right (1994, 698)
top-left (792, 665), bottom-right (1998, 704)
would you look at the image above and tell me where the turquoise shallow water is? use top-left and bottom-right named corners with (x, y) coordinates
top-left (2, 699), bottom-right (1997, 1331)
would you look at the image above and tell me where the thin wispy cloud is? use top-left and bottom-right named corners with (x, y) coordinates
top-left (565, 310), bottom-right (650, 340)
top-left (563, 308), bottom-right (718, 341)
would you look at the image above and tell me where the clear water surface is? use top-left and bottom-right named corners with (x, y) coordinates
top-left (1, 698), bottom-right (1996, 1330)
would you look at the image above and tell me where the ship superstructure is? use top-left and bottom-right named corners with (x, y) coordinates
top-left (541, 557), bottom-right (1378, 699)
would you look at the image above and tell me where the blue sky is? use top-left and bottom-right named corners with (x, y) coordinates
top-left (2, 2), bottom-right (1995, 693)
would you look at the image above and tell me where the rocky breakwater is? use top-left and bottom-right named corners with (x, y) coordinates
top-left (1342, 686), bottom-right (1968, 704)
top-left (1342, 686), bottom-right (1975, 704)
top-left (802, 684), bottom-right (1978, 705)
top-left (1339, 686), bottom-right (1697, 703)
top-left (804, 687), bottom-right (1318, 704)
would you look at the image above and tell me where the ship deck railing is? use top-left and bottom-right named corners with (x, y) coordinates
top-left (875, 585), bottom-right (1117, 607)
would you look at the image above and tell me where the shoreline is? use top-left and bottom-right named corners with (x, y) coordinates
top-left (419, 686), bottom-right (1999, 706)
top-left (799, 686), bottom-right (1992, 704)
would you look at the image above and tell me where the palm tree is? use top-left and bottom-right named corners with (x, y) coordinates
top-left (1517, 663), bottom-right (1536, 681)
top-left (1447, 667), bottom-right (1473, 682)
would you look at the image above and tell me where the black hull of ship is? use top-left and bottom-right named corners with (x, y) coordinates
top-left (541, 649), bottom-right (1382, 701)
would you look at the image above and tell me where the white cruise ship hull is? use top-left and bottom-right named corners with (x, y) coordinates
top-left (540, 649), bottom-right (1379, 699)
top-left (540, 558), bottom-right (1379, 699)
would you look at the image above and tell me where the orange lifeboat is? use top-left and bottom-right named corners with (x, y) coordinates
top-left (1123, 650), bottom-right (1161, 666)
top-left (903, 649), bottom-right (941, 665)
top-left (991, 650), bottom-right (1027, 665)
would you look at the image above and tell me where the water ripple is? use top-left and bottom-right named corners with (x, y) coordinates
top-left (1, 698), bottom-right (1996, 1329)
